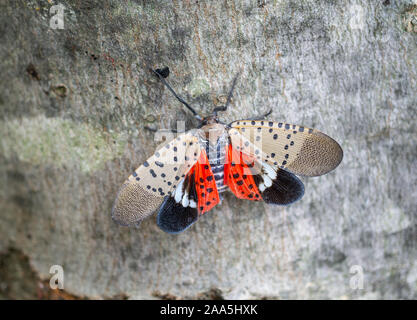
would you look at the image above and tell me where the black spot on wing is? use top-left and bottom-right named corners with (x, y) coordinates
top-left (156, 196), bottom-right (198, 234)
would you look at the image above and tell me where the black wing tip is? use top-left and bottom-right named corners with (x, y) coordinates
top-left (261, 170), bottom-right (305, 206)
top-left (156, 196), bottom-right (199, 234)
top-left (156, 213), bottom-right (198, 234)
top-left (277, 173), bottom-right (305, 206)
top-left (157, 216), bottom-right (197, 234)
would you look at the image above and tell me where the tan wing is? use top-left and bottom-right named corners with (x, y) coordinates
top-left (229, 120), bottom-right (343, 177)
top-left (112, 130), bottom-right (202, 226)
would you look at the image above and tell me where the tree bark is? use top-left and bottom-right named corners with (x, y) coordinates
top-left (0, 0), bottom-right (416, 299)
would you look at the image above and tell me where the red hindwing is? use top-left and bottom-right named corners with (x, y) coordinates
top-left (188, 150), bottom-right (220, 214)
top-left (224, 144), bottom-right (262, 201)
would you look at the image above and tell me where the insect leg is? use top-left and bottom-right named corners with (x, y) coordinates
top-left (152, 68), bottom-right (202, 121)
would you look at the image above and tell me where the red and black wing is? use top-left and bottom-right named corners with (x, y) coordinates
top-left (223, 144), bottom-right (262, 201)
top-left (157, 150), bottom-right (220, 233)
top-left (224, 141), bottom-right (305, 206)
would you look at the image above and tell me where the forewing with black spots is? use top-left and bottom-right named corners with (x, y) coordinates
top-left (229, 120), bottom-right (343, 176)
top-left (112, 130), bottom-right (202, 226)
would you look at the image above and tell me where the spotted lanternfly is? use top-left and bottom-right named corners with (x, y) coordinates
top-left (112, 67), bottom-right (343, 234)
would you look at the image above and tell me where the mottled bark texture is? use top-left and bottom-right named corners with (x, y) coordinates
top-left (0, 0), bottom-right (416, 299)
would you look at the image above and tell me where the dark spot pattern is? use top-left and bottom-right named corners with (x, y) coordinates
top-left (155, 161), bottom-right (164, 167)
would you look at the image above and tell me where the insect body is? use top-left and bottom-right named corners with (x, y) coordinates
top-left (112, 68), bottom-right (343, 234)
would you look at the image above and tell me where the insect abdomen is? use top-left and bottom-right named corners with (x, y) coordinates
top-left (206, 137), bottom-right (228, 194)
top-left (211, 163), bottom-right (227, 193)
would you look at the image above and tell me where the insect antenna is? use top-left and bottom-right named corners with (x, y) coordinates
top-left (246, 108), bottom-right (273, 121)
top-left (152, 67), bottom-right (202, 121)
top-left (212, 72), bottom-right (240, 116)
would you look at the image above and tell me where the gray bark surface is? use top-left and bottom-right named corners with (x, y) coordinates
top-left (0, 0), bottom-right (416, 299)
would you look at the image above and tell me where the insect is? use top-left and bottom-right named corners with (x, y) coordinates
top-left (112, 67), bottom-right (343, 234)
